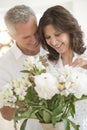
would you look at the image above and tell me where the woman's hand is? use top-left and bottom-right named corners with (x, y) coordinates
top-left (72, 56), bottom-right (87, 69)
top-left (0, 106), bottom-right (16, 121)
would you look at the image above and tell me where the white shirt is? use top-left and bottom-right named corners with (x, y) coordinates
top-left (0, 43), bottom-right (47, 87)
top-left (0, 43), bottom-right (27, 87)
top-left (47, 52), bottom-right (80, 73)
top-left (0, 43), bottom-right (47, 130)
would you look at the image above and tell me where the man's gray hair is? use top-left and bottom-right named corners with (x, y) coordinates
top-left (4, 4), bottom-right (36, 35)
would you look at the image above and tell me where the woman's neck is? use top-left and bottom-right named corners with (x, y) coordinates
top-left (61, 51), bottom-right (74, 66)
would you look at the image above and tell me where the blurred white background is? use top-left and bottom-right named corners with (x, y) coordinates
top-left (0, 0), bottom-right (87, 56)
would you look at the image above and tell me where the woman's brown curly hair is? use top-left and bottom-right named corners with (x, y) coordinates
top-left (38, 5), bottom-right (86, 61)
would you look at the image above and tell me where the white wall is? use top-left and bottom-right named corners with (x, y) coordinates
top-left (73, 0), bottom-right (87, 45)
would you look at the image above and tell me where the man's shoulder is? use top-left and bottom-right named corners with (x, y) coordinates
top-left (0, 43), bottom-right (23, 63)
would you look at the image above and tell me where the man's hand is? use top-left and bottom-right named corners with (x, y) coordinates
top-left (72, 56), bottom-right (87, 69)
top-left (0, 106), bottom-right (16, 121)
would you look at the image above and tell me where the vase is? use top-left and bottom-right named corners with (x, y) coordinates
top-left (41, 122), bottom-right (64, 130)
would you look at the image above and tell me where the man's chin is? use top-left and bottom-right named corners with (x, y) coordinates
top-left (24, 46), bottom-right (40, 56)
top-left (32, 47), bottom-right (40, 55)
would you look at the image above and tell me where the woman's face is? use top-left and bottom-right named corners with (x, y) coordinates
top-left (44, 24), bottom-right (71, 55)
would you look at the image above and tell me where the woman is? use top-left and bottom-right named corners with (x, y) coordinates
top-left (38, 5), bottom-right (87, 69)
top-left (38, 5), bottom-right (87, 130)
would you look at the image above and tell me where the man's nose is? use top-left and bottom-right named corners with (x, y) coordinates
top-left (31, 35), bottom-right (37, 43)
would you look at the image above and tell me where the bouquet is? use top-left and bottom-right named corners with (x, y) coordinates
top-left (0, 55), bottom-right (87, 130)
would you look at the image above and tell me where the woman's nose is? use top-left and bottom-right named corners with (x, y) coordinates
top-left (51, 37), bottom-right (57, 46)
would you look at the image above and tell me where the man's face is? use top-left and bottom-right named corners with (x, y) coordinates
top-left (13, 16), bottom-right (40, 55)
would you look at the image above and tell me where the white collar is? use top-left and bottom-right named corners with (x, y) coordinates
top-left (56, 52), bottom-right (79, 68)
top-left (11, 43), bottom-right (25, 60)
top-left (10, 43), bottom-right (48, 60)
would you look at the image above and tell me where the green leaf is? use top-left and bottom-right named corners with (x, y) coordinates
top-left (53, 104), bottom-right (63, 116)
top-left (20, 70), bottom-right (30, 73)
top-left (69, 119), bottom-right (80, 130)
top-left (20, 119), bottom-right (28, 130)
top-left (52, 116), bottom-right (57, 126)
top-left (63, 118), bottom-right (70, 130)
top-left (43, 110), bottom-right (51, 123)
top-left (70, 103), bottom-right (75, 117)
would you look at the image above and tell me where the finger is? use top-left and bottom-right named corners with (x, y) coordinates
top-left (72, 60), bottom-right (86, 68)
top-left (71, 60), bottom-right (79, 67)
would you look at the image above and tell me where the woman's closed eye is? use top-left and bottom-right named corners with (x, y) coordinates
top-left (45, 33), bottom-right (61, 40)
top-left (55, 32), bottom-right (62, 37)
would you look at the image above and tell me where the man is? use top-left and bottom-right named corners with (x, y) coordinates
top-left (0, 4), bottom-right (44, 130)
top-left (0, 5), bottom-right (40, 86)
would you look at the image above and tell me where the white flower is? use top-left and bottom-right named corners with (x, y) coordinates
top-left (0, 77), bottom-right (32, 108)
top-left (0, 84), bottom-right (17, 108)
top-left (24, 56), bottom-right (36, 70)
top-left (57, 66), bottom-right (87, 98)
top-left (24, 56), bottom-right (46, 71)
top-left (11, 77), bottom-right (32, 101)
top-left (35, 61), bottom-right (46, 70)
top-left (34, 73), bottom-right (59, 99)
top-left (70, 67), bottom-right (87, 98)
